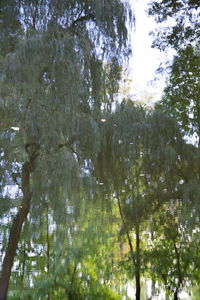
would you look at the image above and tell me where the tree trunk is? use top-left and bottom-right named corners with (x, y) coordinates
top-left (46, 205), bottom-right (50, 273)
top-left (20, 241), bottom-right (26, 290)
top-left (0, 155), bottom-right (37, 300)
top-left (46, 205), bottom-right (50, 300)
top-left (195, 99), bottom-right (200, 148)
top-left (173, 243), bottom-right (181, 300)
top-left (135, 222), bottom-right (141, 300)
top-left (116, 193), bottom-right (135, 271)
top-left (174, 290), bottom-right (179, 300)
top-left (116, 191), bottom-right (141, 300)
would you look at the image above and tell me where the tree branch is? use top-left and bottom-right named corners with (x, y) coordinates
top-left (70, 12), bottom-right (96, 29)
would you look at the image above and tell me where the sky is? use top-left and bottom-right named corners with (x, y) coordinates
top-left (128, 0), bottom-right (174, 104)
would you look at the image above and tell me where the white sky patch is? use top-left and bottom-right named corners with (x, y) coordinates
top-left (11, 127), bottom-right (19, 131)
top-left (128, 0), bottom-right (175, 103)
top-left (3, 185), bottom-right (22, 199)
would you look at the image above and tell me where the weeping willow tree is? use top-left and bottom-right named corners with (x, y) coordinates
top-left (0, 1), bottom-right (133, 298)
top-left (1, 2), bottom-right (200, 299)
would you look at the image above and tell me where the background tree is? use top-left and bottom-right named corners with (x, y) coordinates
top-left (149, 0), bottom-right (200, 143)
top-left (148, 200), bottom-right (200, 300)
top-left (157, 45), bottom-right (200, 144)
top-left (148, 0), bottom-right (199, 50)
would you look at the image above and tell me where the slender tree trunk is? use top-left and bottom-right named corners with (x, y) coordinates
top-left (135, 222), bottom-right (141, 300)
top-left (116, 192), bottom-right (141, 299)
top-left (0, 154), bottom-right (37, 300)
top-left (174, 290), bottom-right (178, 300)
top-left (68, 264), bottom-right (77, 300)
top-left (194, 99), bottom-right (200, 148)
top-left (134, 165), bottom-right (141, 300)
top-left (116, 183), bottom-right (142, 300)
top-left (46, 205), bottom-right (50, 300)
top-left (20, 241), bottom-right (26, 289)
top-left (116, 193), bottom-right (135, 271)
top-left (46, 205), bottom-right (50, 273)
top-left (172, 239), bottom-right (182, 300)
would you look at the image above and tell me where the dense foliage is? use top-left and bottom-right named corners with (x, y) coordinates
top-left (159, 46), bottom-right (200, 140)
top-left (148, 0), bottom-right (199, 50)
top-left (149, 0), bottom-right (200, 143)
top-left (149, 2), bottom-right (200, 297)
top-left (0, 1), bottom-right (199, 300)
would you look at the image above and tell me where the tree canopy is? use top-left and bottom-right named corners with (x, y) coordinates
top-left (0, 1), bottom-right (199, 300)
top-left (148, 0), bottom-right (199, 50)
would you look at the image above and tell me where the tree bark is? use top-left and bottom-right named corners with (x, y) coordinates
top-left (0, 154), bottom-right (37, 300)
top-left (116, 193), bottom-right (135, 272)
top-left (196, 103), bottom-right (200, 148)
top-left (174, 290), bottom-right (179, 300)
top-left (46, 205), bottom-right (50, 273)
top-left (135, 222), bottom-right (141, 300)
top-left (46, 205), bottom-right (50, 300)
top-left (172, 239), bottom-right (182, 300)
top-left (116, 192), bottom-right (141, 299)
